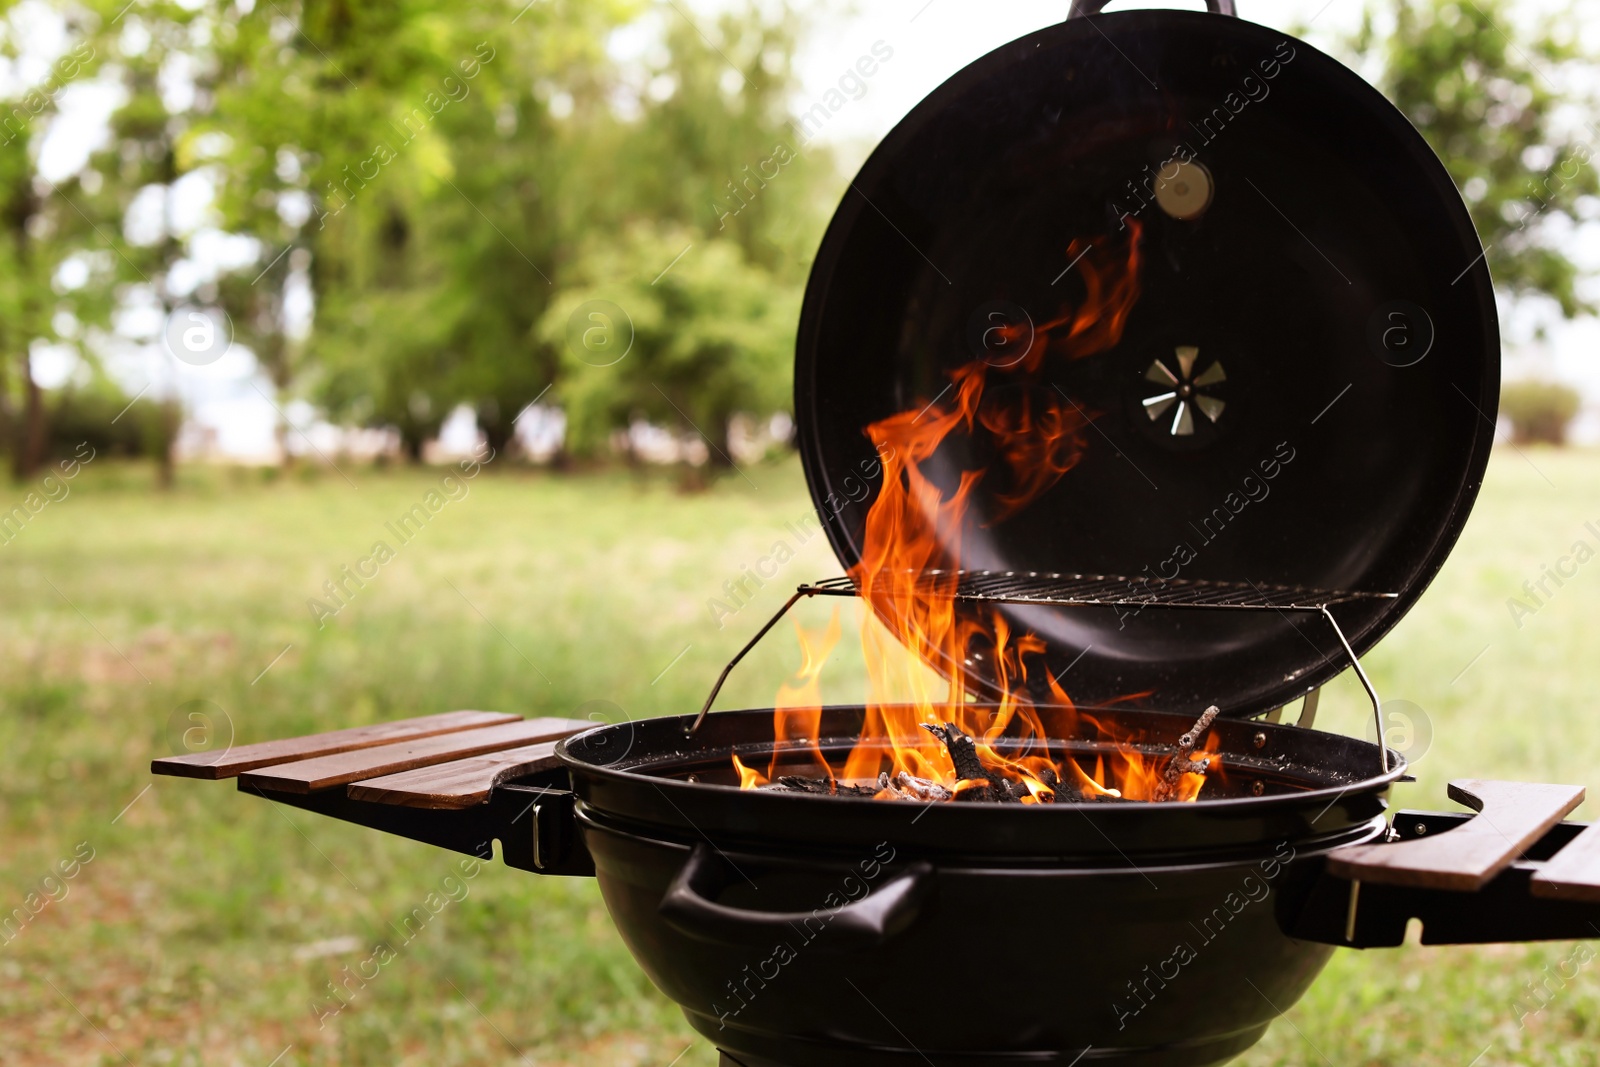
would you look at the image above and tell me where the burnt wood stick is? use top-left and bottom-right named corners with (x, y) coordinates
top-left (921, 722), bottom-right (988, 781)
top-left (921, 722), bottom-right (1018, 802)
top-left (1178, 705), bottom-right (1221, 752)
top-left (1157, 705), bottom-right (1221, 800)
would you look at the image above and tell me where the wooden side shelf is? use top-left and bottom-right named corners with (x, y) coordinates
top-left (151, 710), bottom-right (597, 875)
top-left (152, 710), bottom-right (591, 805)
top-left (347, 741), bottom-right (564, 809)
top-left (151, 710), bottom-right (523, 779)
top-left (1326, 780), bottom-right (1585, 891)
top-left (1531, 820), bottom-right (1600, 903)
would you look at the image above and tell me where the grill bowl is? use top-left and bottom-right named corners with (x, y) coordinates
top-left (558, 707), bottom-right (1402, 1065)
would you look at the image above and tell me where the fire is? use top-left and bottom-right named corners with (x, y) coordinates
top-left (732, 754), bottom-right (768, 790)
top-left (768, 610), bottom-right (843, 783)
top-left (738, 220), bottom-right (1222, 803)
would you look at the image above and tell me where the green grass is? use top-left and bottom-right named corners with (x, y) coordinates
top-left (2, 449), bottom-right (1600, 1066)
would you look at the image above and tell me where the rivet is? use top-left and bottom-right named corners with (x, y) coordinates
top-left (1414, 822), bottom-right (1428, 837)
top-left (1253, 731), bottom-right (1267, 750)
top-left (1251, 780), bottom-right (1266, 796)
top-left (686, 774), bottom-right (699, 783)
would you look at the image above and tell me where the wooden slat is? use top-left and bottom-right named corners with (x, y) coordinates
top-left (1531, 820), bottom-right (1600, 902)
top-left (346, 741), bottom-right (564, 809)
top-left (239, 717), bottom-right (591, 794)
top-left (151, 710), bottom-right (522, 780)
top-left (1327, 780), bottom-right (1585, 891)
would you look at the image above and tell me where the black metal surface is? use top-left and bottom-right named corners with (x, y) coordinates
top-left (793, 9), bottom-right (1499, 717)
top-left (558, 707), bottom-right (1390, 1065)
top-left (1287, 812), bottom-right (1600, 947)
top-left (558, 709), bottom-right (1392, 1062)
top-left (584, 805), bottom-right (1346, 1067)
top-left (661, 844), bottom-right (935, 951)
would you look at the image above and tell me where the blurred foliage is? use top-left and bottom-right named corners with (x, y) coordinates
top-left (1500, 379), bottom-right (1582, 444)
top-left (0, 0), bottom-right (825, 479)
top-left (539, 224), bottom-right (798, 469)
top-left (46, 385), bottom-right (180, 462)
top-left (194, 0), bottom-right (820, 465)
top-left (1356, 0), bottom-right (1600, 317)
top-left (0, 0), bottom-right (1596, 482)
top-left (0, 7), bottom-right (116, 481)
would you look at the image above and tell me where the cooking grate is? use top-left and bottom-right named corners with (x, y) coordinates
top-left (797, 570), bottom-right (1396, 611)
top-left (691, 570), bottom-right (1398, 773)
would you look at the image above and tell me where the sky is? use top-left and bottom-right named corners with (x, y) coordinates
top-left (22, 0), bottom-right (1600, 454)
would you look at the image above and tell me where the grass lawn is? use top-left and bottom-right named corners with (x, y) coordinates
top-left (2, 448), bottom-right (1600, 1066)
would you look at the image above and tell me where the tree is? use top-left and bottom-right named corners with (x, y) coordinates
top-left (1355, 0), bottom-right (1600, 317)
top-left (1, 0), bottom-right (826, 475)
top-left (84, 0), bottom-right (229, 486)
top-left (0, 8), bottom-right (114, 481)
top-left (1500, 379), bottom-right (1581, 444)
top-left (198, 0), bottom-right (642, 462)
top-left (539, 223), bottom-right (797, 475)
top-left (528, 2), bottom-right (824, 477)
top-left (616, 3), bottom-right (829, 273)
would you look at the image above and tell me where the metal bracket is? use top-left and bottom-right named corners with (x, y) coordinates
top-left (238, 773), bottom-right (595, 878)
top-left (1297, 687), bottom-right (1321, 729)
top-left (688, 573), bottom-right (1392, 774)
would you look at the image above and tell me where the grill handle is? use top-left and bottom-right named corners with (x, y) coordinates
top-left (1068, 0), bottom-right (1237, 17)
top-left (659, 843), bottom-right (934, 951)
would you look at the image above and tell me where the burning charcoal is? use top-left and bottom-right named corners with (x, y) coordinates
top-left (920, 722), bottom-right (988, 781)
top-left (921, 722), bottom-right (1021, 802)
top-left (1038, 765), bottom-right (1076, 804)
top-left (950, 779), bottom-right (996, 802)
top-left (922, 721), bottom-right (1031, 802)
top-left (772, 776), bottom-right (878, 797)
top-left (893, 771), bottom-right (952, 802)
top-left (773, 776), bottom-right (833, 795)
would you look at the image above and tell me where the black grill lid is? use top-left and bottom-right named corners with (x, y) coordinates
top-left (792, 9), bottom-right (1498, 718)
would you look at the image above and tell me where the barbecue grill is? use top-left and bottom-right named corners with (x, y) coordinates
top-left (155, 4), bottom-right (1600, 1065)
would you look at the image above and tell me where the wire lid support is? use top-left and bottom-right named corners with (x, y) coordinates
top-left (688, 571), bottom-right (1393, 774)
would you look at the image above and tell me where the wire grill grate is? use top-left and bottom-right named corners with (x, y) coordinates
top-left (799, 570), bottom-right (1397, 611)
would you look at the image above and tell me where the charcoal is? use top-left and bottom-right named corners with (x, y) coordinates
top-left (771, 776), bottom-right (878, 797)
top-left (921, 721), bottom-right (1029, 803)
top-left (891, 771), bottom-right (952, 802)
top-left (1038, 765), bottom-right (1077, 804)
top-left (951, 781), bottom-right (997, 802)
top-left (920, 722), bottom-right (989, 781)
top-left (760, 720), bottom-right (1156, 805)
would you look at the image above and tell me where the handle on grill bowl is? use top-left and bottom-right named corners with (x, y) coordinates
top-left (1067, 0), bottom-right (1236, 17)
top-left (660, 843), bottom-right (935, 951)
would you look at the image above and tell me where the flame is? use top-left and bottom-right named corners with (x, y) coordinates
top-left (768, 610), bottom-right (843, 782)
top-left (732, 754), bottom-right (768, 790)
top-left (736, 220), bottom-right (1223, 803)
